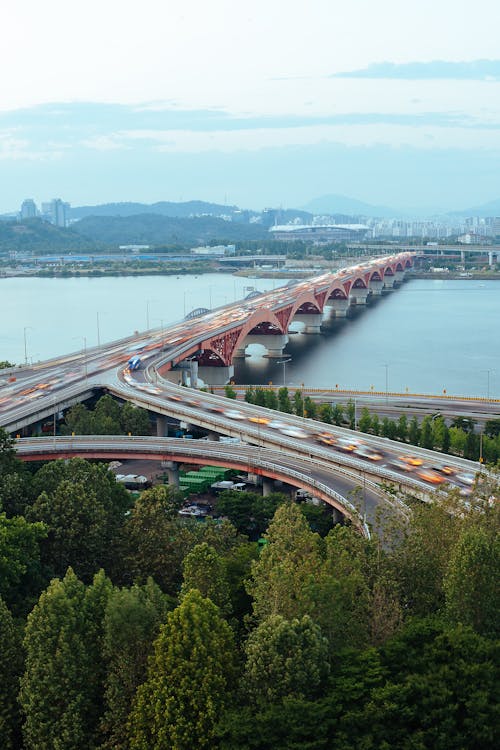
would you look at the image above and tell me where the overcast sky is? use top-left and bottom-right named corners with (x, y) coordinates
top-left (2, 0), bottom-right (500, 213)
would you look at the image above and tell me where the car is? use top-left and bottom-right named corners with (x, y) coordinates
top-left (279, 427), bottom-right (309, 438)
top-left (336, 437), bottom-right (360, 452)
top-left (248, 416), bottom-right (270, 424)
top-left (399, 455), bottom-right (423, 467)
top-left (416, 467), bottom-right (446, 485)
top-left (267, 420), bottom-right (288, 430)
top-left (455, 472), bottom-right (476, 486)
top-left (433, 464), bottom-right (455, 476)
top-left (354, 445), bottom-right (384, 461)
top-left (223, 409), bottom-right (245, 420)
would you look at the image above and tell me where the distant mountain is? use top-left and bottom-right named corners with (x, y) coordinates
top-left (302, 194), bottom-right (400, 218)
top-left (448, 198), bottom-right (500, 218)
top-left (69, 200), bottom-right (246, 220)
top-left (72, 214), bottom-right (267, 245)
top-left (0, 218), bottom-right (97, 253)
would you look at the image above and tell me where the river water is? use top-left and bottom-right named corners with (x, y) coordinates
top-left (1, 274), bottom-right (499, 398)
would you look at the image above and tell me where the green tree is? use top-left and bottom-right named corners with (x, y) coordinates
top-left (449, 426), bottom-right (467, 456)
top-left (464, 429), bottom-right (479, 460)
top-left (244, 387), bottom-right (255, 404)
top-left (333, 403), bottom-right (344, 425)
top-left (243, 614), bottom-right (329, 705)
top-left (264, 388), bottom-right (278, 410)
top-left (0, 511), bottom-right (46, 610)
top-left (358, 407), bottom-right (372, 433)
top-left (484, 417), bottom-right (500, 437)
top-left (303, 396), bottom-right (317, 419)
top-left (293, 390), bottom-right (304, 417)
top-left (224, 384), bottom-right (237, 399)
top-left (346, 399), bottom-right (356, 429)
top-left (100, 580), bottom-right (171, 750)
top-left (0, 360), bottom-right (15, 369)
top-left (278, 387), bottom-right (292, 413)
top-left (254, 388), bottom-right (267, 407)
top-left (419, 414), bottom-right (433, 449)
top-left (371, 413), bottom-right (380, 435)
top-left (444, 526), bottom-right (499, 638)
top-left (397, 414), bottom-right (408, 442)
top-left (0, 595), bottom-right (23, 749)
top-left (318, 402), bottom-right (333, 424)
top-left (181, 542), bottom-right (232, 616)
top-left (128, 589), bottom-right (238, 750)
top-left (120, 402), bottom-right (151, 435)
top-left (20, 568), bottom-right (113, 750)
top-left (408, 416), bottom-right (420, 445)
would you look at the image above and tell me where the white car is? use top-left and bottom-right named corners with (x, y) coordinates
top-left (224, 409), bottom-right (246, 420)
top-left (279, 427), bottom-right (309, 439)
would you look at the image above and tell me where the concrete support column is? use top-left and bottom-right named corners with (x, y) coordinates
top-left (197, 364), bottom-right (234, 386)
top-left (383, 276), bottom-right (395, 290)
top-left (369, 279), bottom-right (384, 296)
top-left (262, 477), bottom-right (274, 496)
top-left (156, 414), bottom-right (168, 437)
top-left (244, 333), bottom-right (289, 358)
top-left (489, 251), bottom-right (493, 267)
top-left (331, 507), bottom-right (344, 525)
top-left (349, 287), bottom-right (369, 305)
top-left (394, 270), bottom-right (405, 284)
top-left (293, 313), bottom-right (323, 333)
top-left (461, 250), bottom-right (465, 263)
top-left (326, 298), bottom-right (350, 317)
top-left (162, 460), bottom-right (179, 487)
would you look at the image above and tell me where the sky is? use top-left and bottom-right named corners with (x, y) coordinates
top-left (1, 0), bottom-right (500, 214)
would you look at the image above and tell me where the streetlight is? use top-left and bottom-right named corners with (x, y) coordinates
top-left (73, 336), bottom-right (87, 380)
top-left (382, 363), bottom-right (389, 404)
top-left (276, 358), bottom-right (291, 386)
top-left (96, 311), bottom-right (107, 347)
top-left (481, 369), bottom-right (495, 400)
top-left (23, 326), bottom-right (33, 366)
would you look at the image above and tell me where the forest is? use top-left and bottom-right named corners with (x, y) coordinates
top-left (0, 425), bottom-right (498, 749)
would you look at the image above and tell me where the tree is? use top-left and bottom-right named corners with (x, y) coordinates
top-left (120, 402), bottom-right (151, 435)
top-left (0, 428), bottom-right (20, 474)
top-left (346, 399), bottom-right (355, 429)
top-left (20, 568), bottom-right (113, 750)
top-left (244, 387), bottom-right (255, 404)
top-left (484, 417), bottom-right (500, 438)
top-left (181, 542), bottom-right (232, 616)
top-left (371, 413), bottom-right (380, 435)
top-left (303, 396), bottom-right (317, 419)
top-left (278, 387), bottom-right (292, 413)
top-left (333, 403), bottom-right (344, 425)
top-left (408, 416), bottom-right (420, 445)
top-left (243, 614), bottom-right (329, 705)
top-left (0, 511), bottom-right (46, 611)
top-left (318, 402), bottom-right (333, 424)
top-left (0, 596), bottom-right (23, 749)
top-left (0, 360), bottom-right (15, 369)
top-left (100, 580), bottom-right (171, 750)
top-left (293, 390), bottom-right (304, 417)
top-left (128, 589), bottom-right (238, 750)
top-left (419, 415), bottom-right (433, 449)
top-left (358, 407), bottom-right (372, 433)
top-left (264, 388), bottom-right (278, 410)
top-left (119, 484), bottom-right (194, 594)
top-left (444, 526), bottom-right (499, 638)
top-left (397, 414), bottom-right (407, 442)
top-left (449, 426), bottom-right (466, 456)
top-left (247, 503), bottom-right (322, 622)
top-left (224, 384), bottom-right (237, 399)
top-left (254, 388), bottom-right (267, 407)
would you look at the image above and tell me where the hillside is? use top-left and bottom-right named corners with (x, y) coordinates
top-left (0, 218), bottom-right (97, 254)
top-left (72, 214), bottom-right (268, 245)
top-left (69, 200), bottom-right (244, 220)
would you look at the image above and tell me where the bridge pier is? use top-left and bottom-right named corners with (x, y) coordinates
top-left (262, 477), bottom-right (274, 496)
top-left (292, 313), bottom-right (323, 333)
top-left (394, 270), bottom-right (405, 284)
top-left (233, 347), bottom-right (247, 358)
top-left (349, 287), bottom-right (369, 305)
top-left (326, 298), bottom-right (350, 317)
top-left (197, 364), bottom-right (234, 386)
top-left (369, 279), bottom-right (384, 296)
top-left (162, 460), bottom-right (179, 487)
top-left (156, 414), bottom-right (168, 437)
top-left (383, 276), bottom-right (395, 291)
top-left (243, 333), bottom-right (289, 358)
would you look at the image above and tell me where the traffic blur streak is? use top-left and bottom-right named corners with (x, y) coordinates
top-left (119, 372), bottom-right (481, 496)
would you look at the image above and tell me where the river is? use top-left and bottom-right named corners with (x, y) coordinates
top-left (1, 274), bottom-right (499, 398)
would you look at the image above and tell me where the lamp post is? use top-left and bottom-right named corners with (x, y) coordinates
top-left (276, 358), bottom-right (291, 386)
top-left (382, 363), bottom-right (389, 404)
top-left (73, 336), bottom-right (87, 380)
top-left (23, 326), bottom-right (33, 366)
top-left (482, 369), bottom-right (495, 399)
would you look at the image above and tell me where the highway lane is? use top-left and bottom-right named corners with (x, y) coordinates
top-left (15, 435), bottom-right (409, 536)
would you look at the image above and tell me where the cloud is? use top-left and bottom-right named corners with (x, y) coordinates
top-left (331, 59), bottom-right (500, 80)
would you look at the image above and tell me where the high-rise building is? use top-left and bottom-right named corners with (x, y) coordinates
top-left (41, 198), bottom-right (70, 227)
top-left (20, 198), bottom-right (38, 219)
